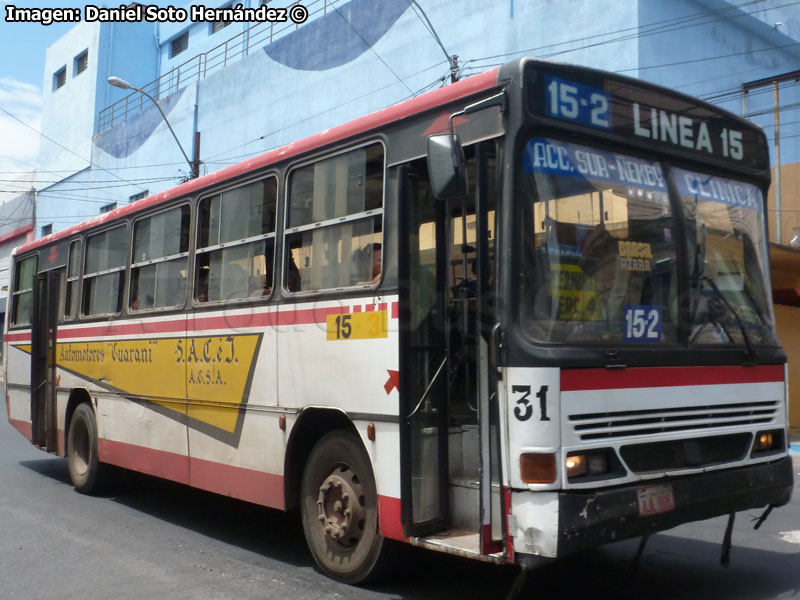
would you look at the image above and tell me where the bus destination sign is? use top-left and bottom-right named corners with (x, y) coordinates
top-left (526, 63), bottom-right (768, 172)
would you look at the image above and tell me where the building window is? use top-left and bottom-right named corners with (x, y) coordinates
top-left (53, 67), bottom-right (67, 91)
top-left (74, 50), bottom-right (88, 76)
top-left (170, 32), bottom-right (189, 58)
top-left (100, 202), bottom-right (117, 213)
top-left (41, 224), bottom-right (52, 237)
top-left (285, 144), bottom-right (384, 292)
top-left (129, 190), bottom-right (149, 203)
top-left (211, 7), bottom-right (232, 34)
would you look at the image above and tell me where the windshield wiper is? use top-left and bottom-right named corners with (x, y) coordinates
top-left (690, 223), bottom-right (757, 362)
top-left (700, 275), bottom-right (758, 362)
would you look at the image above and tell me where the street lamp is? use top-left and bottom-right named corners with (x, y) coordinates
top-left (108, 76), bottom-right (200, 179)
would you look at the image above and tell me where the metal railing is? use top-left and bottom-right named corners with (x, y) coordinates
top-left (98, 0), bottom-right (338, 132)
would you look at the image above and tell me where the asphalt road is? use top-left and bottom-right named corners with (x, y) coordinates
top-left (1, 398), bottom-right (799, 599)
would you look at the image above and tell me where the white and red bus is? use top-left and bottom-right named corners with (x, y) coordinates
top-left (5, 58), bottom-right (793, 584)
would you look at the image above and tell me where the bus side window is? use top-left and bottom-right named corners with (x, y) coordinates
top-left (195, 176), bottom-right (277, 303)
top-left (130, 205), bottom-right (190, 311)
top-left (11, 255), bottom-right (37, 326)
top-left (64, 239), bottom-right (81, 320)
top-left (83, 225), bottom-right (127, 317)
top-left (285, 143), bottom-right (384, 292)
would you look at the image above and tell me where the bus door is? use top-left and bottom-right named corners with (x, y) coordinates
top-left (472, 143), bottom-right (504, 554)
top-left (30, 268), bottom-right (61, 451)
top-left (447, 143), bottom-right (504, 553)
top-left (399, 163), bottom-right (450, 536)
top-left (399, 143), bottom-right (504, 550)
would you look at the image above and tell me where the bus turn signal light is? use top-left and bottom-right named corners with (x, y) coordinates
top-left (520, 453), bottom-right (556, 483)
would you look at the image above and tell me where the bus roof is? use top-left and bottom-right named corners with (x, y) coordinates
top-left (19, 65), bottom-right (502, 255)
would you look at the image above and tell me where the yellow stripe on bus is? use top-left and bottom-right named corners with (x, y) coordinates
top-left (16, 334), bottom-right (261, 434)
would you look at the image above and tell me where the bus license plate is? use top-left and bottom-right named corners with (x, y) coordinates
top-left (637, 484), bottom-right (675, 517)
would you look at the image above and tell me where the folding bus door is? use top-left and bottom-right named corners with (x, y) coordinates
top-left (30, 269), bottom-right (62, 451)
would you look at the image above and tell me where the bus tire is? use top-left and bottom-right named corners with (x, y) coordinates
top-left (300, 431), bottom-right (385, 584)
top-left (67, 403), bottom-right (108, 494)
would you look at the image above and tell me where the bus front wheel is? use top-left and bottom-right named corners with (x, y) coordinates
top-left (67, 403), bottom-right (108, 494)
top-left (300, 431), bottom-right (385, 584)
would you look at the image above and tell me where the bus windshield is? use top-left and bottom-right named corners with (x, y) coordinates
top-left (520, 137), bottom-right (679, 344)
top-left (518, 137), bottom-right (775, 348)
top-left (675, 167), bottom-right (777, 346)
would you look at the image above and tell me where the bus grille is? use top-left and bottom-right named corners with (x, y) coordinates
top-left (569, 400), bottom-right (779, 441)
top-left (620, 433), bottom-right (752, 473)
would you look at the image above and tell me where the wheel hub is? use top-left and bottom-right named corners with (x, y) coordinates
top-left (316, 466), bottom-right (365, 547)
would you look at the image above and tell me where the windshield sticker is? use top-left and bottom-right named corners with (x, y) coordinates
top-left (524, 138), bottom-right (668, 194)
top-left (624, 305), bottom-right (662, 342)
top-left (673, 169), bottom-right (761, 212)
top-left (550, 263), bottom-right (602, 321)
top-left (618, 241), bottom-right (653, 272)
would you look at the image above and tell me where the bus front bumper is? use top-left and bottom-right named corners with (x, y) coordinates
top-left (510, 456), bottom-right (794, 561)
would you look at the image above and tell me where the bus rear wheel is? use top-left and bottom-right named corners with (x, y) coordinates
top-left (67, 403), bottom-right (108, 494)
top-left (300, 431), bottom-right (385, 584)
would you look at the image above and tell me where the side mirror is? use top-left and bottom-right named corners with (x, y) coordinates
top-left (427, 133), bottom-right (467, 200)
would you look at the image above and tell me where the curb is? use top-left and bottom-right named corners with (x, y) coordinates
top-left (790, 444), bottom-right (800, 457)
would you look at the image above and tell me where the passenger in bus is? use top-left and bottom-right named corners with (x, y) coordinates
top-left (287, 256), bottom-right (302, 292)
top-left (356, 243), bottom-right (381, 285)
top-left (130, 294), bottom-right (154, 310)
top-left (249, 274), bottom-right (271, 297)
top-left (196, 267), bottom-right (210, 303)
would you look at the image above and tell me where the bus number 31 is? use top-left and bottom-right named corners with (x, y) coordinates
top-left (512, 385), bottom-right (550, 422)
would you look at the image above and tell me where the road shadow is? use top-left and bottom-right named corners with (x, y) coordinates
top-left (15, 458), bottom-right (800, 599)
top-left (18, 456), bottom-right (72, 485)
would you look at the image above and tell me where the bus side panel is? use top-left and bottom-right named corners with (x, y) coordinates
top-left (276, 297), bottom-right (400, 416)
top-left (6, 338), bottom-right (33, 440)
top-left (186, 305), bottom-right (283, 508)
top-left (95, 392), bottom-right (191, 484)
top-left (277, 296), bottom-right (403, 527)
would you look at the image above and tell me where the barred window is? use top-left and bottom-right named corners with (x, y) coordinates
top-left (130, 205), bottom-right (190, 311)
top-left (195, 177), bottom-right (277, 303)
top-left (74, 50), bottom-right (88, 76)
top-left (11, 255), bottom-right (37, 326)
top-left (82, 225), bottom-right (127, 316)
top-left (285, 144), bottom-right (384, 292)
top-left (129, 190), bottom-right (148, 203)
top-left (170, 32), bottom-right (189, 58)
top-left (53, 67), bottom-right (66, 91)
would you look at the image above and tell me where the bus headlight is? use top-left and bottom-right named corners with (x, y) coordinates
top-left (752, 429), bottom-right (784, 455)
top-left (566, 451), bottom-right (610, 479)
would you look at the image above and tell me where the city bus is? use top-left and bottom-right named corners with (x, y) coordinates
top-left (5, 58), bottom-right (793, 584)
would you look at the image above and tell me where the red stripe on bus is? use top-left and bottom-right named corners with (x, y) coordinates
top-left (6, 302), bottom-right (402, 344)
top-left (189, 456), bottom-right (285, 510)
top-left (98, 438), bottom-right (190, 485)
top-left (378, 495), bottom-right (406, 541)
top-left (17, 68), bottom-right (501, 256)
top-left (561, 364), bottom-right (784, 391)
top-left (6, 332), bottom-right (31, 342)
top-left (504, 486), bottom-right (514, 563)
